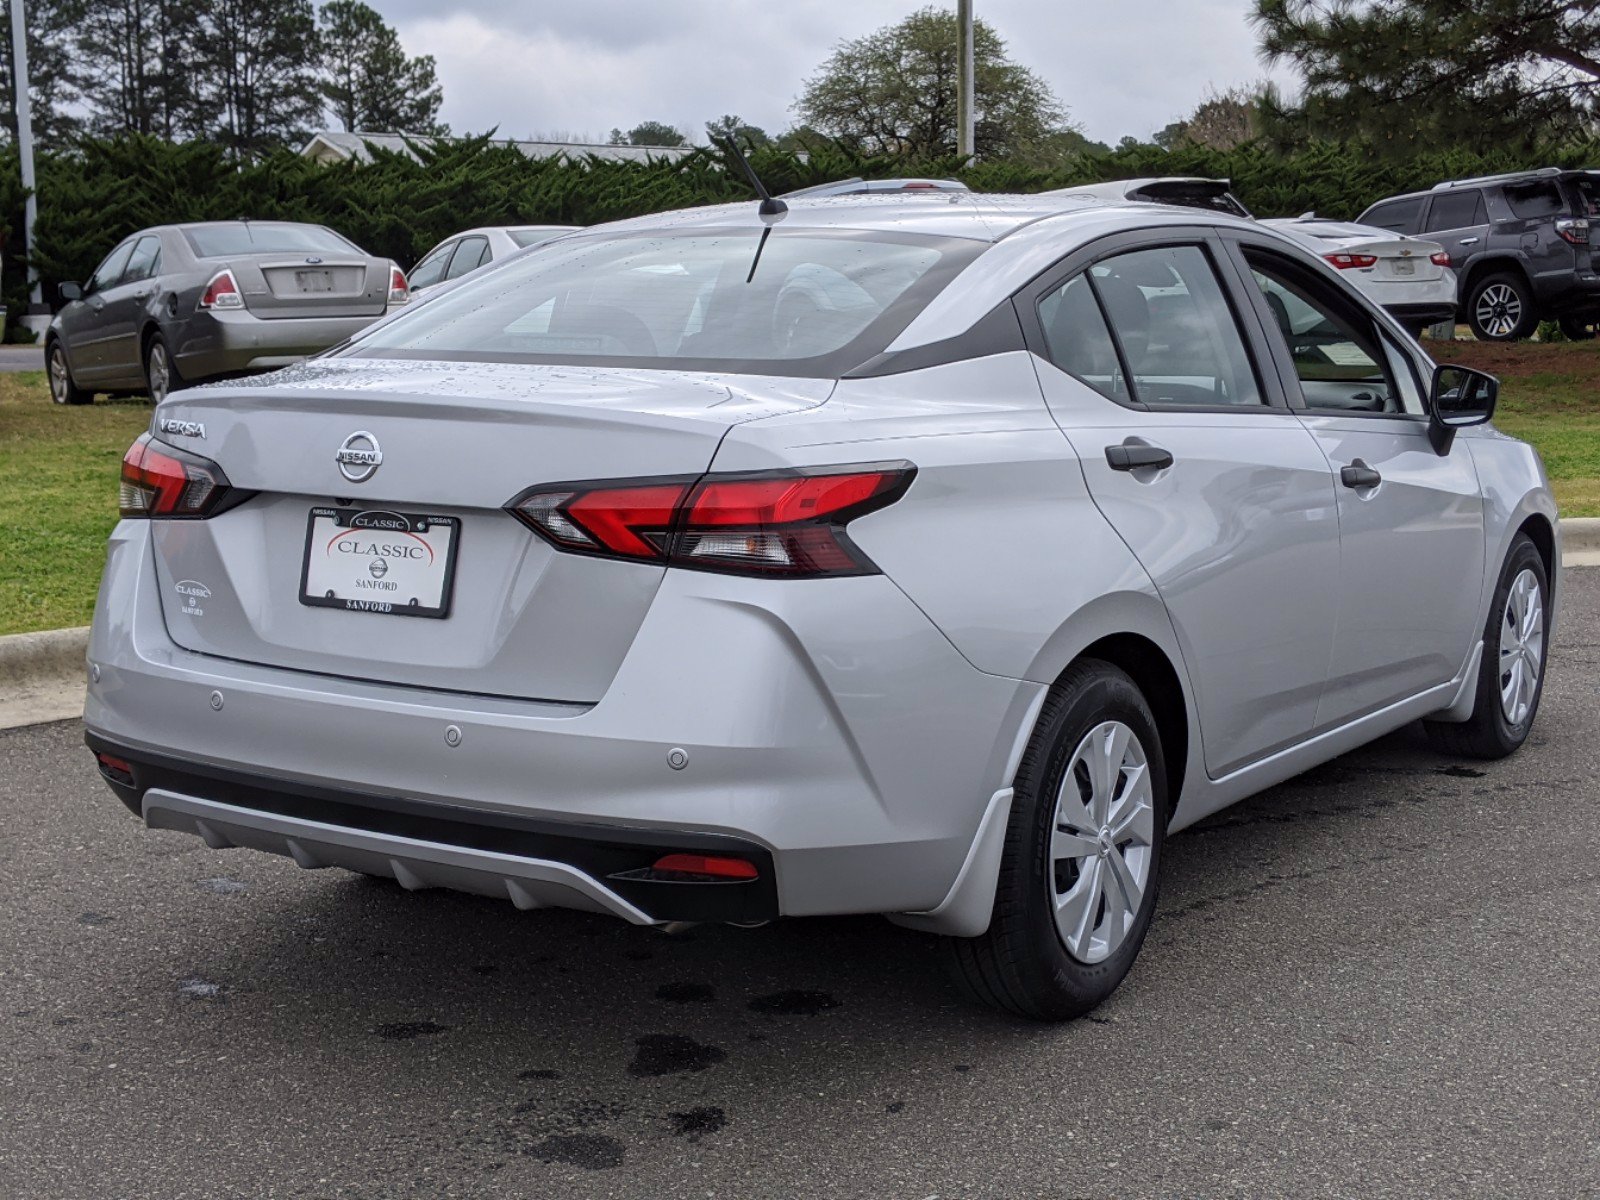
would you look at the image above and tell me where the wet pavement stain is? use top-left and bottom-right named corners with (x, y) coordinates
top-left (76, 912), bottom-right (112, 926)
top-left (747, 990), bottom-right (841, 1015)
top-left (668, 1106), bottom-right (726, 1142)
top-left (523, 1133), bottom-right (624, 1171)
top-left (373, 1021), bottom-right (449, 1040)
top-left (655, 982), bottom-right (715, 1003)
top-left (886, 1101), bottom-right (906, 1114)
top-left (1436, 765), bottom-right (1488, 778)
top-left (518, 1069), bottom-right (562, 1081)
top-left (627, 1034), bottom-right (726, 1077)
top-left (177, 979), bottom-right (225, 1002)
top-left (196, 878), bottom-right (249, 895)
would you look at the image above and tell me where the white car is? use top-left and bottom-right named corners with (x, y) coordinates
top-left (407, 225), bottom-right (580, 295)
top-left (1264, 218), bottom-right (1458, 334)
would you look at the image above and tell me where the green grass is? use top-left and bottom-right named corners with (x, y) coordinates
top-left (0, 343), bottom-right (1596, 636)
top-left (0, 374), bottom-right (151, 636)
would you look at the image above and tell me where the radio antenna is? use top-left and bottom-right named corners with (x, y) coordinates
top-left (718, 135), bottom-right (786, 218)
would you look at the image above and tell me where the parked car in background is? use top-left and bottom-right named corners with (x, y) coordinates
top-left (1040, 176), bottom-right (1254, 218)
top-left (408, 226), bottom-right (580, 296)
top-left (1263, 217), bottom-right (1457, 333)
top-left (47, 221), bottom-right (407, 405)
top-left (87, 193), bottom-right (1557, 1022)
top-left (1359, 168), bottom-right (1600, 341)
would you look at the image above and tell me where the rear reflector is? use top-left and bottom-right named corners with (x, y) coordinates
top-left (651, 854), bottom-right (759, 881)
top-left (507, 462), bottom-right (915, 578)
top-left (198, 268), bottom-right (244, 310)
top-left (95, 752), bottom-right (134, 784)
top-left (1323, 252), bottom-right (1378, 270)
top-left (120, 432), bottom-right (238, 519)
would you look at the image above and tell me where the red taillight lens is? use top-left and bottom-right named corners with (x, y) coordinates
top-left (1556, 217), bottom-right (1590, 245)
top-left (197, 269), bottom-right (243, 310)
top-left (119, 433), bottom-right (235, 519)
top-left (1430, 250), bottom-right (1452, 267)
top-left (388, 265), bottom-right (409, 304)
top-left (506, 463), bottom-right (915, 578)
top-left (651, 854), bottom-right (759, 881)
top-left (1323, 252), bottom-right (1378, 270)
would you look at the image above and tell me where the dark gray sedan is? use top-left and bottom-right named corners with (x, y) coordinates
top-left (47, 221), bottom-right (407, 404)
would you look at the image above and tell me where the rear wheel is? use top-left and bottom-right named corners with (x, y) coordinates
top-left (1425, 534), bottom-right (1549, 759)
top-left (144, 334), bottom-right (183, 403)
top-left (1467, 273), bottom-right (1537, 341)
top-left (944, 660), bottom-right (1165, 1021)
top-left (1558, 315), bottom-right (1598, 341)
top-left (47, 341), bottom-right (90, 405)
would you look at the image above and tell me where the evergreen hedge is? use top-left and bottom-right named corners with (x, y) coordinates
top-left (3, 132), bottom-right (1598, 318)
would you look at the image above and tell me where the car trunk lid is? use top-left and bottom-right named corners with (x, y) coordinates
top-left (225, 254), bottom-right (391, 319)
top-left (145, 359), bottom-right (831, 701)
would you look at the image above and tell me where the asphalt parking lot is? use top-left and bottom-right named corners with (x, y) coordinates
top-left (3, 572), bottom-right (1597, 1200)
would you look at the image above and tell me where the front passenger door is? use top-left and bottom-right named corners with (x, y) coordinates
top-left (95, 234), bottom-right (162, 384)
top-left (1025, 236), bottom-right (1344, 778)
top-left (1235, 242), bottom-right (1485, 726)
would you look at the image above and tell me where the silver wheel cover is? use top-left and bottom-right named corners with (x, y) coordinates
top-left (147, 343), bottom-right (169, 402)
top-left (1499, 568), bottom-right (1544, 726)
top-left (1474, 283), bottom-right (1523, 339)
top-left (1050, 720), bottom-right (1155, 964)
top-left (49, 348), bottom-right (69, 403)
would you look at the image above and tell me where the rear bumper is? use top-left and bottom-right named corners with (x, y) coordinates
top-left (172, 309), bottom-right (387, 380)
top-left (85, 520), bottom-right (1038, 924)
top-left (1383, 301), bottom-right (1459, 326)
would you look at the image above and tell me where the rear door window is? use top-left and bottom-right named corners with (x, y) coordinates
top-left (445, 236), bottom-right (491, 279)
top-left (1425, 190), bottom-right (1486, 232)
top-left (1036, 273), bottom-right (1131, 402)
top-left (1360, 198), bottom-right (1423, 234)
top-left (122, 235), bottom-right (162, 283)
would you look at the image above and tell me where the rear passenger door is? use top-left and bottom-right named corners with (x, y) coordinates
top-left (1022, 231), bottom-right (1343, 778)
top-left (1229, 237), bottom-right (1485, 724)
top-left (1422, 188), bottom-right (1490, 278)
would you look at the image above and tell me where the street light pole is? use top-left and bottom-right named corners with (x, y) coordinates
top-left (9, 0), bottom-right (41, 312)
top-left (956, 0), bottom-right (975, 160)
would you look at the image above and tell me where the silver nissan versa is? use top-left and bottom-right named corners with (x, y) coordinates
top-left (84, 191), bottom-right (1559, 1020)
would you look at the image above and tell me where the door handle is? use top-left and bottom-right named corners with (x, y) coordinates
top-left (1340, 459), bottom-right (1382, 489)
top-left (1106, 441), bottom-right (1174, 472)
top-left (1459, 237), bottom-right (1479, 245)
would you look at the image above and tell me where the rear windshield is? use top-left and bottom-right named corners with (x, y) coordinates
top-left (183, 223), bottom-right (359, 258)
top-left (342, 228), bottom-right (980, 376)
top-left (507, 228), bottom-right (572, 248)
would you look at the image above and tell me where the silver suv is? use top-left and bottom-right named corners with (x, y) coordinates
top-left (85, 194), bottom-right (1558, 1020)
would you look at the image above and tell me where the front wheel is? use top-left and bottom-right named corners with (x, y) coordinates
top-left (47, 341), bottom-right (91, 405)
top-left (944, 660), bottom-right (1166, 1021)
top-left (1467, 273), bottom-right (1537, 341)
top-left (1425, 534), bottom-right (1549, 759)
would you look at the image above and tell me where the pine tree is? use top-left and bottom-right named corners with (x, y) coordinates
top-left (188, 0), bottom-right (322, 157)
top-left (0, 0), bottom-right (85, 146)
top-left (74, 0), bottom-right (204, 139)
top-left (1254, 0), bottom-right (1600, 151)
top-left (317, 0), bottom-right (444, 135)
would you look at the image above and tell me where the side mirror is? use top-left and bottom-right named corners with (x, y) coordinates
top-left (1428, 364), bottom-right (1498, 453)
top-left (58, 281), bottom-right (82, 302)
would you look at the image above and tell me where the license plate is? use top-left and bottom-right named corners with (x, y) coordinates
top-left (1392, 258), bottom-right (1416, 275)
top-left (295, 269), bottom-right (333, 292)
top-left (299, 508), bottom-right (460, 619)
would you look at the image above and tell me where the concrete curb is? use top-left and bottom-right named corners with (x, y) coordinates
top-left (2, 518), bottom-right (1598, 732)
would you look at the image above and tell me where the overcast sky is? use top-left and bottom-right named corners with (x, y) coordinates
top-left (368, 0), bottom-right (1297, 146)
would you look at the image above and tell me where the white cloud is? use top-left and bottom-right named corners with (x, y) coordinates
top-left (381, 1), bottom-right (1298, 146)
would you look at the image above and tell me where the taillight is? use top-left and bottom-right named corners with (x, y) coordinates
top-left (1323, 252), bottom-right (1378, 270)
top-left (506, 463), bottom-right (915, 578)
top-left (1556, 217), bottom-right (1589, 245)
top-left (1431, 250), bottom-right (1452, 267)
top-left (119, 433), bottom-right (236, 519)
top-left (388, 265), bottom-right (409, 304)
top-left (197, 269), bottom-right (243, 310)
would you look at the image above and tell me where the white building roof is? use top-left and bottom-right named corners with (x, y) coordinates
top-left (300, 130), bottom-right (696, 166)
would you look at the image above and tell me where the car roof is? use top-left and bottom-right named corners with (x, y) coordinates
top-left (578, 190), bottom-right (1261, 245)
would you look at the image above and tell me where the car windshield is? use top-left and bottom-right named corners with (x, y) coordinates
top-left (342, 228), bottom-right (979, 376)
top-left (183, 223), bottom-right (358, 257)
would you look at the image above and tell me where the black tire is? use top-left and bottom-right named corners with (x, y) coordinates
top-left (944, 660), bottom-right (1167, 1021)
top-left (1425, 534), bottom-right (1549, 760)
top-left (144, 333), bottom-right (183, 403)
top-left (1558, 315), bottom-right (1598, 341)
top-left (46, 340), bottom-right (91, 405)
top-left (1466, 272), bottom-right (1538, 342)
